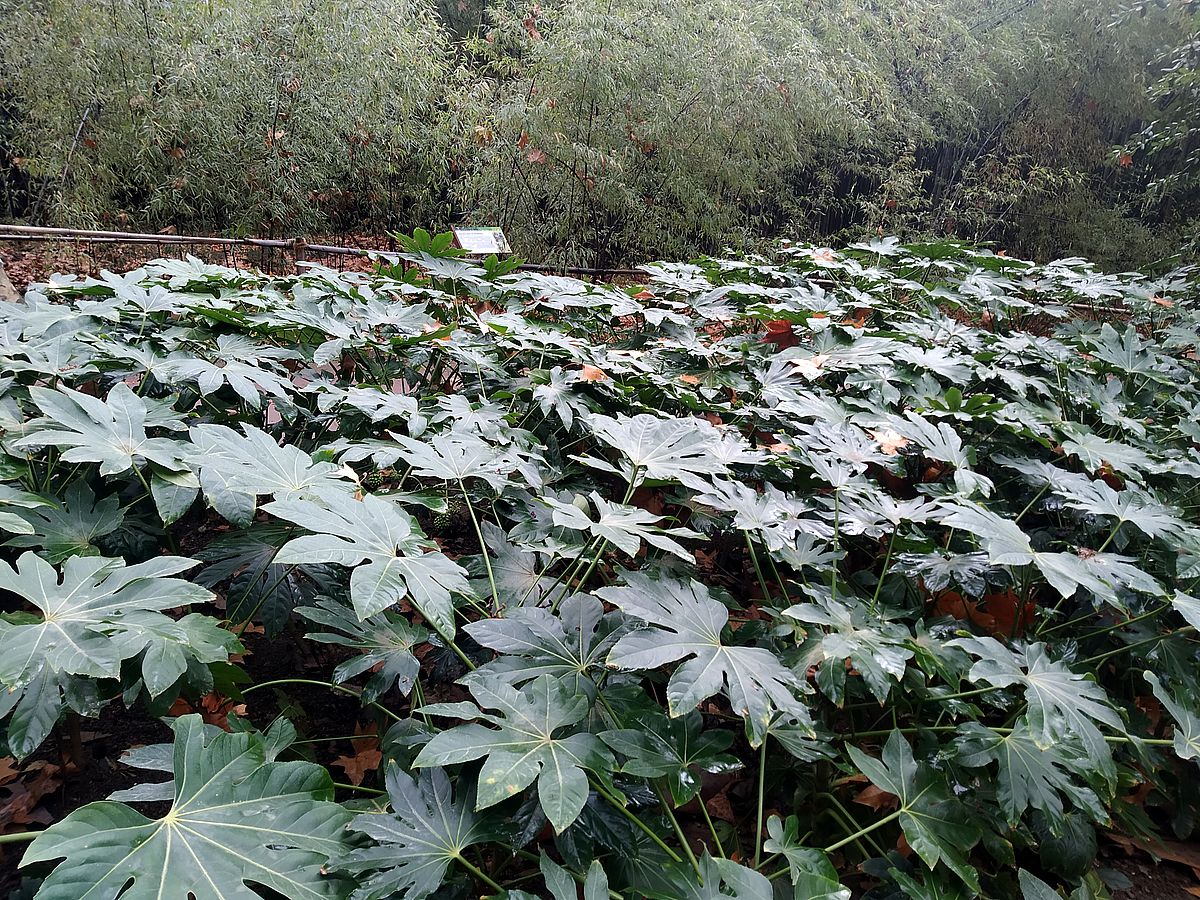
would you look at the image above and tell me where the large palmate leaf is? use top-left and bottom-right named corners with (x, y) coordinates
top-left (891, 411), bottom-right (992, 496)
top-left (6, 480), bottom-right (124, 562)
top-left (0, 483), bottom-right (54, 536)
top-left (343, 765), bottom-right (502, 900)
top-left (1058, 479), bottom-right (1185, 540)
top-left (464, 593), bottom-right (627, 698)
top-left (14, 383), bottom-right (189, 475)
top-left (847, 730), bottom-right (981, 891)
top-left (580, 413), bottom-right (729, 485)
top-left (195, 524), bottom-right (338, 637)
top-left (474, 521), bottom-right (556, 606)
top-left (265, 490), bottom-right (470, 634)
top-left (1145, 672), bottom-right (1200, 766)
top-left (1058, 425), bottom-right (1158, 479)
top-left (158, 351), bottom-right (297, 408)
top-left (542, 491), bottom-right (702, 560)
top-left (390, 430), bottom-right (518, 492)
top-left (601, 573), bottom-right (809, 744)
top-left (601, 707), bottom-right (741, 807)
top-left (0, 552), bottom-right (236, 758)
top-left (1087, 323), bottom-right (1170, 378)
top-left (21, 714), bottom-right (353, 899)
top-left (937, 500), bottom-right (1163, 604)
top-left (954, 723), bottom-right (1105, 823)
top-left (190, 423), bottom-right (355, 525)
top-left (299, 597), bottom-right (428, 701)
top-left (762, 815), bottom-right (850, 900)
top-left (951, 637), bottom-right (1124, 776)
top-left (785, 589), bottom-right (913, 704)
top-left (414, 674), bottom-right (614, 833)
top-left (676, 854), bottom-right (773, 900)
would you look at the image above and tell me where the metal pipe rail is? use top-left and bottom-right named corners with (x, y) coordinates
top-left (0, 224), bottom-right (649, 278)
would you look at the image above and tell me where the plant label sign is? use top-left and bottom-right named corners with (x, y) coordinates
top-left (453, 227), bottom-right (511, 256)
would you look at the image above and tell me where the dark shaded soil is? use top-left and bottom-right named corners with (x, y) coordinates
top-left (0, 701), bottom-right (171, 895)
top-left (0, 236), bottom-right (386, 294)
top-left (0, 625), bottom-right (420, 897)
top-left (1110, 852), bottom-right (1199, 899)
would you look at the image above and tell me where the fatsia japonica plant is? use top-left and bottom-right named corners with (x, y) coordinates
top-left (0, 234), bottom-right (1199, 899)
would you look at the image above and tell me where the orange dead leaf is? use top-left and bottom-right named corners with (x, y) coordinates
top-left (633, 289), bottom-right (655, 301)
top-left (1095, 463), bottom-right (1125, 491)
top-left (522, 6), bottom-right (542, 40)
top-left (855, 783), bottom-right (899, 812)
top-left (169, 693), bottom-right (246, 731)
top-left (630, 487), bottom-right (665, 516)
top-left (841, 309), bottom-right (870, 328)
top-left (332, 748), bottom-right (382, 786)
top-left (0, 760), bottom-right (61, 831)
top-left (525, 148), bottom-right (548, 165)
top-left (1106, 832), bottom-right (1200, 871)
top-left (679, 374), bottom-right (702, 385)
top-left (933, 590), bottom-right (998, 634)
top-left (334, 726), bottom-right (383, 787)
top-left (982, 589), bottom-right (1034, 637)
top-left (763, 319), bottom-right (797, 349)
top-left (705, 788), bottom-right (736, 823)
top-left (579, 364), bottom-right (608, 382)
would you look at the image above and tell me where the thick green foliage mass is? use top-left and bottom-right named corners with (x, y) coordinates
top-left (0, 0), bottom-right (1195, 266)
top-left (1, 237), bottom-right (1200, 897)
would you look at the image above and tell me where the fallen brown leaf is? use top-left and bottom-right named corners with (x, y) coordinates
top-left (333, 724), bottom-right (383, 786)
top-left (854, 783), bottom-right (899, 812)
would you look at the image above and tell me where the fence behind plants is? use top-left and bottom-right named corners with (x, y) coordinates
top-left (0, 225), bottom-right (648, 286)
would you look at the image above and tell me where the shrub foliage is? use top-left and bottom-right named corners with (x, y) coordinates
top-left (0, 237), bottom-right (1199, 897)
top-left (0, 0), bottom-right (1195, 265)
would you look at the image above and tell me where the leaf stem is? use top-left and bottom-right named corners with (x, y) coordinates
top-left (242, 678), bottom-right (403, 723)
top-left (455, 854), bottom-right (506, 894)
top-left (841, 725), bottom-right (1176, 746)
top-left (332, 781), bottom-right (384, 795)
top-left (823, 808), bottom-right (902, 854)
top-left (831, 489), bottom-right (841, 600)
top-left (870, 528), bottom-right (898, 611)
top-left (653, 781), bottom-right (702, 876)
top-left (745, 533), bottom-right (773, 604)
top-left (697, 791), bottom-right (727, 858)
top-left (752, 737), bottom-right (767, 868)
top-left (1013, 482), bottom-right (1050, 525)
top-left (929, 685), bottom-right (1001, 703)
top-left (590, 777), bottom-right (684, 865)
top-left (1071, 602), bottom-right (1172, 640)
top-left (1078, 626), bottom-right (1195, 667)
top-left (458, 478), bottom-right (498, 612)
top-left (817, 792), bottom-right (888, 858)
top-left (0, 831), bottom-right (39, 845)
top-left (1096, 520), bottom-right (1123, 554)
